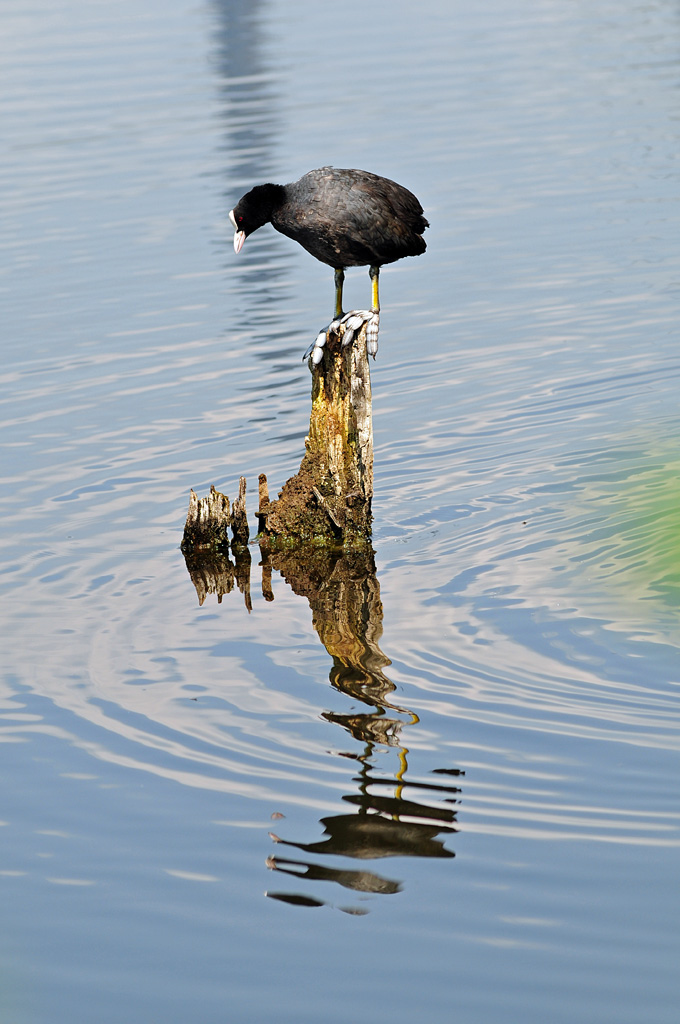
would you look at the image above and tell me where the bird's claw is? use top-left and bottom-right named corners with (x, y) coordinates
top-left (366, 314), bottom-right (379, 359)
top-left (303, 329), bottom-right (327, 363)
top-left (304, 311), bottom-right (380, 365)
top-left (340, 311), bottom-right (372, 348)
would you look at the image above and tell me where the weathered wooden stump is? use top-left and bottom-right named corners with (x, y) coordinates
top-left (182, 485), bottom-right (230, 549)
top-left (181, 477), bottom-right (250, 548)
top-left (260, 320), bottom-right (373, 544)
top-left (182, 320), bottom-right (374, 551)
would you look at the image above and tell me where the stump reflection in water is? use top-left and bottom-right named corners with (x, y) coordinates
top-left (182, 540), bottom-right (465, 912)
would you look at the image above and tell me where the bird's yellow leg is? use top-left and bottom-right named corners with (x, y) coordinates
top-left (369, 265), bottom-right (380, 313)
top-left (394, 746), bottom-right (409, 802)
top-left (334, 268), bottom-right (345, 319)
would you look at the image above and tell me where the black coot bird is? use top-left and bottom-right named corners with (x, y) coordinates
top-left (229, 167), bottom-right (428, 360)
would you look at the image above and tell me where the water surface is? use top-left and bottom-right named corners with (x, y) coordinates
top-left (1, 1), bottom-right (679, 1022)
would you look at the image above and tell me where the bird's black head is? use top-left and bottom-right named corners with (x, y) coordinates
top-left (229, 183), bottom-right (284, 254)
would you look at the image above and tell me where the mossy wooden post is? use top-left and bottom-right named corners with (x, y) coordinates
top-left (182, 321), bottom-right (374, 555)
top-left (261, 321), bottom-right (373, 544)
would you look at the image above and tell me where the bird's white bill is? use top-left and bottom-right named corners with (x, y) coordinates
top-left (228, 209), bottom-right (246, 253)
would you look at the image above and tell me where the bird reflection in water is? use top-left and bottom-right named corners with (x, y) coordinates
top-left (183, 542), bottom-right (464, 913)
top-left (266, 751), bottom-right (461, 913)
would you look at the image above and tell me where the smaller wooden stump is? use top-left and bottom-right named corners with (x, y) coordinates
top-left (182, 485), bottom-right (230, 549)
top-left (181, 478), bottom-right (250, 550)
top-left (181, 479), bottom-right (251, 609)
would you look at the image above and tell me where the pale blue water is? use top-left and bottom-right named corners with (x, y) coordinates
top-left (1, 1), bottom-right (679, 1022)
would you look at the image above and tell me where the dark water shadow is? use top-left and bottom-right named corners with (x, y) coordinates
top-left (183, 541), bottom-right (464, 912)
top-left (212, 0), bottom-right (295, 352)
top-left (211, 0), bottom-right (280, 189)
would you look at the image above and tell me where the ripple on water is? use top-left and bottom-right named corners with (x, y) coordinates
top-left (3, 405), bottom-right (679, 855)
